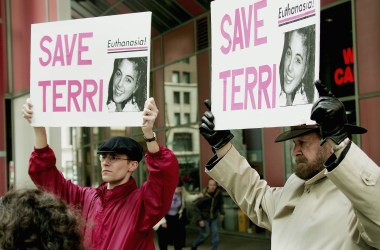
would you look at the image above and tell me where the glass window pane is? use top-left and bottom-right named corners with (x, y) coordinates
top-left (320, 1), bottom-right (354, 97)
top-left (184, 113), bottom-right (190, 124)
top-left (174, 113), bottom-right (181, 125)
top-left (173, 133), bottom-right (193, 151)
top-left (184, 92), bottom-right (190, 104)
top-left (172, 71), bottom-right (180, 83)
top-left (173, 91), bottom-right (180, 104)
top-left (183, 72), bottom-right (190, 83)
top-left (164, 56), bottom-right (200, 192)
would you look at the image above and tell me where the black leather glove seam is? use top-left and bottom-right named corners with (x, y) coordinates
top-left (213, 133), bottom-right (234, 150)
top-left (325, 140), bottom-right (352, 172)
top-left (320, 126), bottom-right (348, 146)
top-left (205, 154), bottom-right (223, 171)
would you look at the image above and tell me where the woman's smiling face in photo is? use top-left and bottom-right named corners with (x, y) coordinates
top-left (112, 59), bottom-right (138, 103)
top-left (283, 30), bottom-right (308, 94)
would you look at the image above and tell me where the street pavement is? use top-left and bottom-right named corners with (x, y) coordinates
top-left (154, 226), bottom-right (271, 250)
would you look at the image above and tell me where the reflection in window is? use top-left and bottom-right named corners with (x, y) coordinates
top-left (174, 113), bottom-right (181, 125)
top-left (183, 72), bottom-right (190, 83)
top-left (320, 1), bottom-right (354, 98)
top-left (172, 71), bottom-right (180, 83)
top-left (184, 92), bottom-right (190, 104)
top-left (173, 91), bottom-right (180, 104)
top-left (184, 113), bottom-right (190, 124)
top-left (173, 133), bottom-right (193, 151)
top-left (164, 55), bottom-right (200, 192)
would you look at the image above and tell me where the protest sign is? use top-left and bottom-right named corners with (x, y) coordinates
top-left (30, 12), bottom-right (151, 127)
top-left (211, 0), bottom-right (320, 130)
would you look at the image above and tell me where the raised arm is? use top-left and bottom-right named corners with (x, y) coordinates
top-left (22, 98), bottom-right (47, 149)
top-left (138, 97), bottom-right (179, 230)
top-left (22, 98), bottom-right (89, 208)
top-left (311, 81), bottom-right (380, 248)
top-left (142, 97), bottom-right (159, 153)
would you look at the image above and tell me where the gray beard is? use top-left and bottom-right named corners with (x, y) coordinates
top-left (294, 149), bottom-right (326, 180)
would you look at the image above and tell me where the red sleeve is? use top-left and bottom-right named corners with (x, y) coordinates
top-left (138, 146), bottom-right (179, 231)
top-left (28, 145), bottom-right (89, 208)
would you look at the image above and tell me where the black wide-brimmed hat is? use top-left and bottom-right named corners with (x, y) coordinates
top-left (275, 124), bottom-right (367, 142)
top-left (97, 136), bottom-right (143, 162)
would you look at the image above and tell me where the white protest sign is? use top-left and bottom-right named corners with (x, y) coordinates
top-left (211, 0), bottom-right (320, 130)
top-left (30, 12), bottom-right (151, 127)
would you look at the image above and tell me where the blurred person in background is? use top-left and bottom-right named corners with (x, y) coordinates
top-left (191, 178), bottom-right (225, 250)
top-left (154, 179), bottom-right (203, 250)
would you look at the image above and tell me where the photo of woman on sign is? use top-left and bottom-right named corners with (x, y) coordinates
top-left (107, 57), bottom-right (147, 112)
top-left (278, 25), bottom-right (317, 106)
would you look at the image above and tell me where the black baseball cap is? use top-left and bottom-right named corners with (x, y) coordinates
top-left (97, 136), bottom-right (143, 162)
top-left (275, 124), bottom-right (367, 143)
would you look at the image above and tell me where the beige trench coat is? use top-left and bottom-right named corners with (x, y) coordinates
top-left (207, 142), bottom-right (380, 249)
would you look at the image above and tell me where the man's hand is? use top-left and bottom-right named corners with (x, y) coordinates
top-left (310, 80), bottom-right (348, 145)
top-left (199, 99), bottom-right (234, 150)
top-left (22, 98), bottom-right (33, 124)
top-left (142, 97), bottom-right (159, 153)
top-left (142, 97), bottom-right (158, 132)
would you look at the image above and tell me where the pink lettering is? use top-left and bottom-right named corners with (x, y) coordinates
top-left (39, 36), bottom-right (52, 66)
top-left (78, 32), bottom-right (93, 65)
top-left (232, 9), bottom-right (244, 52)
top-left (219, 0), bottom-right (267, 54)
top-left (257, 64), bottom-right (273, 109)
top-left (52, 35), bottom-right (65, 66)
top-left (38, 80), bottom-right (51, 111)
top-left (220, 15), bottom-right (232, 54)
top-left (99, 80), bottom-right (103, 111)
top-left (219, 63), bottom-right (276, 111)
top-left (244, 67), bottom-right (257, 109)
top-left (38, 32), bottom-right (93, 67)
top-left (231, 68), bottom-right (244, 110)
top-left (64, 34), bottom-right (77, 66)
top-left (37, 79), bottom-right (103, 112)
top-left (241, 5), bottom-right (253, 50)
top-left (254, 0), bottom-right (267, 46)
top-left (219, 70), bottom-right (231, 111)
top-left (53, 80), bottom-right (66, 111)
top-left (83, 79), bottom-right (99, 112)
top-left (68, 80), bottom-right (82, 111)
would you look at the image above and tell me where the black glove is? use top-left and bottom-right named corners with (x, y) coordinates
top-left (310, 80), bottom-right (348, 145)
top-left (199, 99), bottom-right (234, 150)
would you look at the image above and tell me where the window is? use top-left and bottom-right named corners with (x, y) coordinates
top-left (184, 92), bottom-right (190, 104)
top-left (173, 91), bottom-right (180, 104)
top-left (172, 71), bottom-right (180, 83)
top-left (174, 113), bottom-right (181, 125)
top-left (162, 55), bottom-right (200, 192)
top-left (173, 133), bottom-right (193, 151)
top-left (183, 72), bottom-right (190, 83)
top-left (184, 113), bottom-right (190, 124)
top-left (320, 1), bottom-right (354, 97)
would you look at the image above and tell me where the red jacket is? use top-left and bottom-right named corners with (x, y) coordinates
top-left (28, 145), bottom-right (178, 250)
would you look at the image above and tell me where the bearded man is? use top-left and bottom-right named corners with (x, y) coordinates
top-left (199, 81), bottom-right (380, 249)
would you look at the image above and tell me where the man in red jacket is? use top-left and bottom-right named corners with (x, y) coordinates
top-left (22, 97), bottom-right (179, 250)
